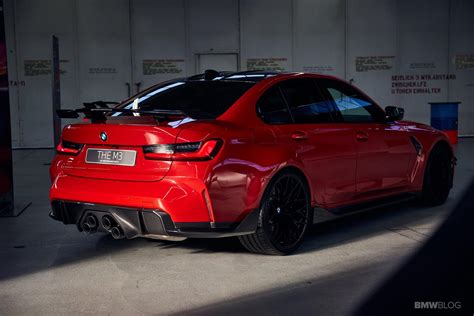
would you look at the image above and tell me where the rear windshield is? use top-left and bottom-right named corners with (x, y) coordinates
top-left (115, 80), bottom-right (255, 119)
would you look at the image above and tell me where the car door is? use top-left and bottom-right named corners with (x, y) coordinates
top-left (316, 78), bottom-right (413, 196)
top-left (257, 78), bottom-right (357, 207)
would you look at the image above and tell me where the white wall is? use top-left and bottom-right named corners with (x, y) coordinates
top-left (188, 0), bottom-right (239, 67)
top-left (76, 0), bottom-right (132, 103)
top-left (6, 0), bottom-right (77, 148)
top-left (293, 0), bottom-right (345, 78)
top-left (240, 0), bottom-right (293, 71)
top-left (5, 0), bottom-right (474, 147)
top-left (346, 0), bottom-right (397, 106)
top-left (449, 0), bottom-right (474, 135)
top-left (397, 0), bottom-right (450, 126)
top-left (131, 0), bottom-right (186, 89)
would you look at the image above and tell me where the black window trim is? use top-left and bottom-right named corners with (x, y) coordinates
top-left (256, 85), bottom-right (294, 125)
top-left (256, 78), bottom-right (339, 125)
top-left (114, 80), bottom-right (255, 120)
top-left (314, 78), bottom-right (387, 124)
top-left (307, 79), bottom-right (339, 123)
top-left (277, 85), bottom-right (295, 123)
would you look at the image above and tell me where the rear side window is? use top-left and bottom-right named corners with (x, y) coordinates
top-left (257, 86), bottom-right (292, 124)
top-left (116, 80), bottom-right (255, 119)
top-left (316, 79), bottom-right (385, 123)
top-left (279, 79), bottom-right (334, 124)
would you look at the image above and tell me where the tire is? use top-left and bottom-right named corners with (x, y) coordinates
top-left (419, 143), bottom-right (453, 206)
top-left (238, 170), bottom-right (312, 255)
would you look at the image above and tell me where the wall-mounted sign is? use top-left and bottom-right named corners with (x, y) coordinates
top-left (9, 80), bottom-right (25, 87)
top-left (143, 59), bottom-right (184, 75)
top-left (88, 67), bottom-right (117, 74)
top-left (302, 65), bottom-right (335, 74)
top-left (247, 58), bottom-right (288, 71)
top-left (409, 62), bottom-right (436, 69)
top-left (356, 56), bottom-right (395, 72)
top-left (391, 74), bottom-right (456, 95)
top-left (454, 54), bottom-right (474, 70)
top-left (24, 59), bottom-right (68, 76)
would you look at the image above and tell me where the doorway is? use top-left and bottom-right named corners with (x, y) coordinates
top-left (196, 53), bottom-right (238, 73)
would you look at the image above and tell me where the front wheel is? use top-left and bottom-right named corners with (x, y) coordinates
top-left (419, 143), bottom-right (453, 206)
top-left (238, 170), bottom-right (312, 255)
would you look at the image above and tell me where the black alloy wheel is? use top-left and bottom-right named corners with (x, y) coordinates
top-left (239, 170), bottom-right (311, 255)
top-left (420, 143), bottom-right (453, 206)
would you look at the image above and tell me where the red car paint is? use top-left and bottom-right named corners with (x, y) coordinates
top-left (49, 73), bottom-right (452, 229)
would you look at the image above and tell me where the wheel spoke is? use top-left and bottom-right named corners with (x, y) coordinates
top-left (284, 176), bottom-right (290, 195)
top-left (283, 184), bottom-right (298, 201)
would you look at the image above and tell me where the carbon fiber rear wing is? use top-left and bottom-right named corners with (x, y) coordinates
top-left (56, 101), bottom-right (185, 123)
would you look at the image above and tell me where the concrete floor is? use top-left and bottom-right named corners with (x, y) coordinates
top-left (0, 139), bottom-right (473, 315)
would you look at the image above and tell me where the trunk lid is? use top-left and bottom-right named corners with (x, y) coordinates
top-left (59, 116), bottom-right (184, 181)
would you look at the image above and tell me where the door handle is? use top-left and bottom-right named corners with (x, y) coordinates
top-left (356, 131), bottom-right (369, 142)
top-left (291, 131), bottom-right (309, 140)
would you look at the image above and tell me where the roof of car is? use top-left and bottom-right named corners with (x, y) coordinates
top-left (185, 70), bottom-right (338, 83)
top-left (186, 70), bottom-right (280, 82)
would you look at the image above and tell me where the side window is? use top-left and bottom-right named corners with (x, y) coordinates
top-left (257, 86), bottom-right (292, 124)
top-left (279, 79), bottom-right (335, 124)
top-left (317, 79), bottom-right (385, 123)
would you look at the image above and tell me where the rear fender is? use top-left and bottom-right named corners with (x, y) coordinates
top-left (206, 140), bottom-right (312, 223)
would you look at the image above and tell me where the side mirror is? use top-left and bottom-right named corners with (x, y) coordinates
top-left (385, 106), bottom-right (404, 121)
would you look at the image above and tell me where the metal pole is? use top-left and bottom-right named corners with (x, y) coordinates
top-left (0, 0), bottom-right (14, 215)
top-left (52, 35), bottom-right (61, 148)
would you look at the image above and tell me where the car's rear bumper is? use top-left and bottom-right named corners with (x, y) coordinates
top-left (50, 174), bottom-right (221, 223)
top-left (49, 200), bottom-right (259, 239)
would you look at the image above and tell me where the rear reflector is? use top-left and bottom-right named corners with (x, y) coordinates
top-left (143, 139), bottom-right (222, 161)
top-left (56, 140), bottom-right (84, 155)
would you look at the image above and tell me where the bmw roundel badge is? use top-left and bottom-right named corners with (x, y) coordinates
top-left (100, 131), bottom-right (108, 142)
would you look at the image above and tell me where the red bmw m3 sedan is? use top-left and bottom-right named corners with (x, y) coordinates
top-left (49, 71), bottom-right (455, 255)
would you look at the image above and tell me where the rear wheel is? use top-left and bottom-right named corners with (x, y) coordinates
top-left (238, 170), bottom-right (311, 255)
top-left (420, 143), bottom-right (453, 206)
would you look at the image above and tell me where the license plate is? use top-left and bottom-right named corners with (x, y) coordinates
top-left (85, 148), bottom-right (136, 166)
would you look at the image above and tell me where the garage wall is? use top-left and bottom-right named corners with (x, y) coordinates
top-left (4, 0), bottom-right (474, 147)
top-left (449, 0), bottom-right (474, 135)
top-left (5, 0), bottom-right (77, 148)
top-left (397, 0), bottom-right (450, 127)
top-left (346, 0), bottom-right (398, 107)
top-left (76, 0), bottom-right (132, 104)
top-left (188, 0), bottom-right (239, 72)
top-left (293, 0), bottom-right (345, 78)
top-left (131, 0), bottom-right (186, 90)
top-left (240, 0), bottom-right (293, 71)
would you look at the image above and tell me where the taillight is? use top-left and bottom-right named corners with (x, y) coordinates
top-left (143, 139), bottom-right (222, 161)
top-left (56, 140), bottom-right (84, 155)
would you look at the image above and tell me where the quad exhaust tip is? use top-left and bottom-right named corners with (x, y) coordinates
top-left (82, 214), bottom-right (99, 234)
top-left (101, 215), bottom-right (114, 231)
top-left (82, 222), bottom-right (92, 234)
top-left (81, 213), bottom-right (127, 239)
top-left (101, 215), bottom-right (125, 239)
top-left (110, 226), bottom-right (125, 239)
top-left (87, 214), bottom-right (98, 228)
